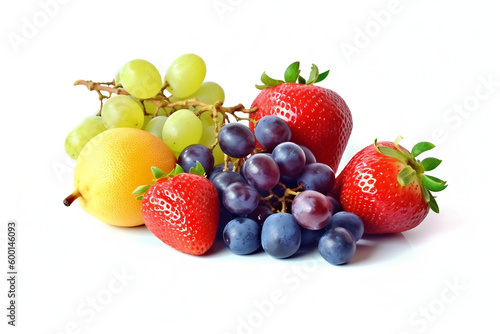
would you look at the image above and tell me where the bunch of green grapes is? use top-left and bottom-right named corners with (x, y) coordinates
top-left (65, 54), bottom-right (227, 163)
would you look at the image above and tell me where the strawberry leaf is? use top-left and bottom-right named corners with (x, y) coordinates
top-left (260, 72), bottom-right (284, 88)
top-left (132, 184), bottom-right (151, 195)
top-left (135, 195), bottom-right (143, 201)
top-left (422, 175), bottom-right (448, 192)
top-left (315, 70), bottom-right (330, 83)
top-left (284, 61), bottom-right (300, 83)
top-left (421, 157), bottom-right (442, 171)
top-left (306, 64), bottom-right (319, 85)
top-left (411, 141), bottom-right (435, 157)
top-left (167, 164), bottom-right (185, 177)
top-left (298, 75), bottom-right (306, 84)
top-left (374, 139), bottom-right (408, 163)
top-left (397, 166), bottom-right (416, 186)
top-left (427, 193), bottom-right (440, 213)
top-left (189, 161), bottom-right (206, 177)
top-left (152, 166), bottom-right (169, 180)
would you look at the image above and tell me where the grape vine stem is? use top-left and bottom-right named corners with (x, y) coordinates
top-left (74, 79), bottom-right (257, 120)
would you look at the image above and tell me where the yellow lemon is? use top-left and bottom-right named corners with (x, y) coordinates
top-left (63, 128), bottom-right (177, 227)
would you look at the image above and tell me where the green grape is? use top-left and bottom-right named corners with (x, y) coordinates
top-left (120, 59), bottom-right (163, 99)
top-left (65, 115), bottom-right (107, 159)
top-left (101, 95), bottom-right (144, 129)
top-left (186, 81), bottom-right (225, 105)
top-left (198, 118), bottom-right (224, 165)
top-left (144, 116), bottom-right (168, 139)
top-left (200, 110), bottom-right (224, 127)
top-left (142, 114), bottom-right (153, 130)
top-left (143, 100), bottom-right (157, 115)
top-left (165, 54), bottom-right (206, 98)
top-left (162, 109), bottom-right (202, 152)
top-left (114, 68), bottom-right (122, 87)
top-left (198, 122), bottom-right (216, 147)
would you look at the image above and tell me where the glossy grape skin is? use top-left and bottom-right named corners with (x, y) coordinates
top-left (300, 145), bottom-right (316, 165)
top-left (242, 153), bottom-right (280, 191)
top-left (261, 213), bottom-right (301, 259)
top-left (247, 205), bottom-right (274, 227)
top-left (325, 211), bottom-right (364, 241)
top-left (272, 142), bottom-right (306, 178)
top-left (218, 123), bottom-right (256, 158)
top-left (178, 144), bottom-right (215, 175)
top-left (296, 163), bottom-right (335, 195)
top-left (211, 171), bottom-right (246, 197)
top-left (291, 190), bottom-right (333, 230)
top-left (222, 182), bottom-right (260, 215)
top-left (254, 115), bottom-right (292, 150)
top-left (165, 53), bottom-right (206, 98)
top-left (65, 115), bottom-right (107, 159)
top-left (223, 217), bottom-right (261, 255)
top-left (209, 162), bottom-right (235, 181)
top-left (162, 109), bottom-right (202, 152)
top-left (120, 59), bottom-right (162, 99)
top-left (318, 227), bottom-right (356, 265)
top-left (101, 95), bottom-right (144, 129)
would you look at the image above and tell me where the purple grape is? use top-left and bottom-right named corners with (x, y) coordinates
top-left (300, 226), bottom-right (324, 247)
top-left (254, 115), bottom-right (292, 150)
top-left (272, 142), bottom-right (306, 178)
top-left (209, 162), bottom-right (234, 181)
top-left (247, 205), bottom-right (274, 227)
top-left (291, 190), bottom-right (333, 230)
top-left (178, 144), bottom-right (215, 175)
top-left (318, 227), bottom-right (356, 265)
top-left (326, 211), bottom-right (364, 241)
top-left (217, 205), bottom-right (237, 239)
top-left (222, 182), bottom-right (260, 215)
top-left (261, 213), bottom-right (301, 259)
top-left (300, 145), bottom-right (316, 165)
top-left (296, 163), bottom-right (335, 194)
top-left (218, 123), bottom-right (256, 158)
top-left (242, 153), bottom-right (280, 190)
top-left (326, 195), bottom-right (343, 215)
top-left (211, 171), bottom-right (246, 197)
top-left (223, 217), bottom-right (261, 255)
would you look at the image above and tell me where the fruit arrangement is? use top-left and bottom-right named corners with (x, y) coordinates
top-left (63, 55), bottom-right (447, 265)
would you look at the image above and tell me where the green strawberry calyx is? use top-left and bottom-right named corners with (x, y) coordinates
top-left (256, 61), bottom-right (330, 90)
top-left (374, 136), bottom-right (447, 213)
top-left (132, 162), bottom-right (206, 200)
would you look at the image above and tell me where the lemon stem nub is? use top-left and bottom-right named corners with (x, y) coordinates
top-left (63, 189), bottom-right (81, 207)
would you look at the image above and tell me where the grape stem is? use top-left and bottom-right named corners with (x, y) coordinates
top-left (258, 182), bottom-right (305, 213)
top-left (74, 79), bottom-right (259, 172)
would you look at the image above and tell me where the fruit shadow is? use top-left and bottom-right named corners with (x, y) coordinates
top-left (349, 233), bottom-right (414, 265)
top-left (203, 239), bottom-right (228, 256)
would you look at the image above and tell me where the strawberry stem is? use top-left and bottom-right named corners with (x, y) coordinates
top-left (256, 61), bottom-right (330, 90)
top-left (375, 136), bottom-right (447, 214)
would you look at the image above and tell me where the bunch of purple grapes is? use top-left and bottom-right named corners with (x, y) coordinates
top-left (178, 116), bottom-right (365, 265)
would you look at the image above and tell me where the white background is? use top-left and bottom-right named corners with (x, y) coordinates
top-left (2, 0), bottom-right (499, 333)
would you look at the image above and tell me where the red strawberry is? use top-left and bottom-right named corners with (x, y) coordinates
top-left (134, 165), bottom-right (219, 255)
top-left (250, 62), bottom-right (352, 173)
top-left (331, 137), bottom-right (447, 234)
